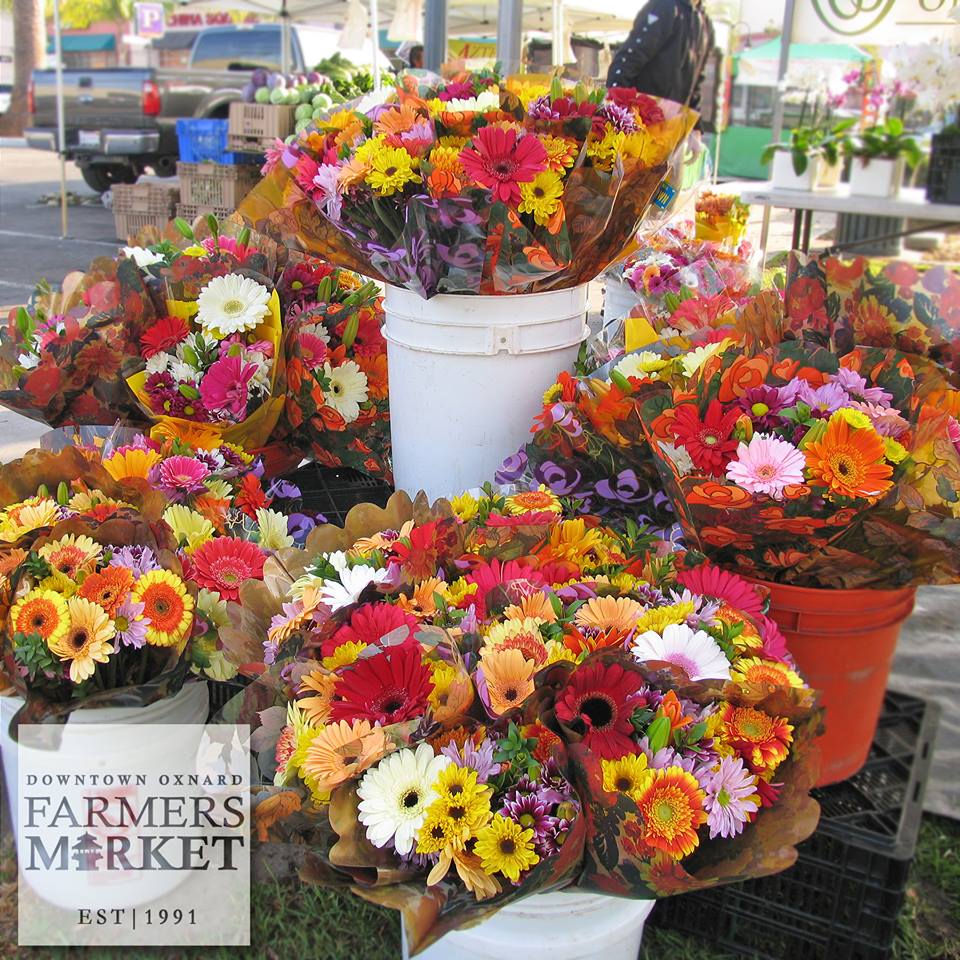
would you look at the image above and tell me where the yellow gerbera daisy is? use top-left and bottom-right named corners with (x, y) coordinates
top-left (731, 656), bottom-right (804, 689)
top-left (49, 596), bottom-right (115, 683)
top-left (633, 601), bottom-right (696, 636)
top-left (474, 814), bottom-right (539, 882)
top-left (365, 146), bottom-right (421, 196)
top-left (518, 169), bottom-right (564, 226)
top-left (132, 569), bottom-right (194, 647)
top-left (102, 447), bottom-right (162, 481)
top-left (0, 498), bottom-right (60, 542)
top-left (10, 588), bottom-right (70, 646)
top-left (38, 534), bottom-right (101, 579)
top-left (322, 640), bottom-right (367, 671)
top-left (574, 596), bottom-right (644, 632)
top-left (449, 491), bottom-right (479, 522)
top-left (602, 753), bottom-right (653, 802)
top-left (504, 485), bottom-right (562, 516)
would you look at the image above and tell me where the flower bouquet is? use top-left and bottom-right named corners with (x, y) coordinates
top-left (278, 256), bottom-right (391, 479)
top-left (694, 191), bottom-right (750, 247)
top-left (227, 488), bottom-right (820, 953)
top-left (0, 256), bottom-right (162, 427)
top-left (786, 252), bottom-right (960, 377)
top-left (0, 451), bottom-right (198, 725)
top-left (637, 339), bottom-right (960, 589)
top-left (124, 249), bottom-right (290, 451)
top-left (238, 73), bottom-right (697, 298)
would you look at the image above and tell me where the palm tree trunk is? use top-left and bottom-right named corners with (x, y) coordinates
top-left (0, 0), bottom-right (44, 136)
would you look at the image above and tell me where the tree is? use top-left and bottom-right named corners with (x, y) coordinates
top-left (56, 0), bottom-right (133, 30)
top-left (0, 0), bottom-right (44, 136)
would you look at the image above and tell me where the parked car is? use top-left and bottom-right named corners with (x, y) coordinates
top-left (25, 23), bottom-right (336, 192)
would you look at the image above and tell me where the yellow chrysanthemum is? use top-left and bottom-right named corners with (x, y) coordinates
top-left (585, 128), bottom-right (625, 171)
top-left (602, 753), bottom-right (653, 801)
top-left (449, 491), bottom-right (480, 522)
top-left (163, 504), bottom-right (214, 554)
top-left (633, 601), bottom-right (696, 636)
top-left (833, 408), bottom-right (874, 431)
top-left (474, 814), bottom-right (539, 882)
top-left (256, 507), bottom-right (295, 551)
top-left (322, 641), bottom-right (368, 671)
top-left (428, 145), bottom-right (465, 176)
top-left (205, 478), bottom-right (233, 501)
top-left (436, 135), bottom-right (469, 150)
top-left (446, 578), bottom-right (478, 605)
top-left (541, 134), bottom-right (577, 172)
top-left (518, 169), bottom-right (564, 226)
top-left (546, 518), bottom-right (604, 564)
top-left (102, 447), bottom-right (162, 481)
top-left (39, 569), bottom-right (79, 597)
top-left (545, 639), bottom-right (578, 665)
top-left (884, 437), bottom-right (908, 464)
top-left (365, 146), bottom-right (422, 196)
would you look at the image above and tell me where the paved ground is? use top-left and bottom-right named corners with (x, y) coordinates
top-left (0, 143), bottom-right (957, 817)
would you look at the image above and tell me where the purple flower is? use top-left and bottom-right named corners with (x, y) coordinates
top-left (527, 95), bottom-right (560, 121)
top-left (440, 736), bottom-right (501, 782)
top-left (287, 513), bottom-right (318, 544)
top-left (796, 380), bottom-right (849, 416)
top-left (268, 478), bottom-right (302, 500)
top-left (500, 792), bottom-right (559, 855)
top-left (739, 385), bottom-right (788, 430)
top-left (596, 102), bottom-right (637, 133)
top-left (830, 367), bottom-right (893, 406)
top-left (849, 401), bottom-right (909, 438)
top-left (114, 597), bottom-right (148, 648)
top-left (109, 545), bottom-right (159, 576)
top-left (703, 756), bottom-right (761, 839)
top-left (496, 449), bottom-right (529, 483)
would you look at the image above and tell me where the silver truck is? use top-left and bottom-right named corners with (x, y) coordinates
top-left (25, 23), bottom-right (326, 192)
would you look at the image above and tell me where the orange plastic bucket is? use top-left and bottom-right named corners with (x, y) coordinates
top-left (754, 579), bottom-right (916, 786)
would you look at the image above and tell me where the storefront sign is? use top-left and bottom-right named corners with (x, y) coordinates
top-left (134, 2), bottom-right (164, 38)
top-left (793, 0), bottom-right (959, 44)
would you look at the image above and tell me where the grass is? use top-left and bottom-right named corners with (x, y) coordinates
top-left (2, 815), bottom-right (958, 960)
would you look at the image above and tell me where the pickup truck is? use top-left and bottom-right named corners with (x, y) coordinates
top-left (26, 23), bottom-right (333, 192)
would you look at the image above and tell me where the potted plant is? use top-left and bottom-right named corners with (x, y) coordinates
top-left (762, 119), bottom-right (854, 191)
top-left (846, 117), bottom-right (922, 199)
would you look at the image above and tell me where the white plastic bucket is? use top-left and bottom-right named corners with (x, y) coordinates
top-left (603, 274), bottom-right (641, 322)
top-left (407, 889), bottom-right (656, 960)
top-left (0, 681), bottom-right (209, 910)
top-left (384, 284), bottom-right (589, 501)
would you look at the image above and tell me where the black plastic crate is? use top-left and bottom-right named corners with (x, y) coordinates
top-left (284, 463), bottom-right (394, 527)
top-left (649, 690), bottom-right (940, 960)
top-left (926, 131), bottom-right (960, 204)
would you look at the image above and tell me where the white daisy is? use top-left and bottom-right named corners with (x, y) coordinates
top-left (256, 507), bottom-right (294, 551)
top-left (319, 559), bottom-right (389, 612)
top-left (357, 744), bottom-right (451, 855)
top-left (615, 350), bottom-right (670, 381)
top-left (323, 360), bottom-right (368, 424)
top-left (145, 352), bottom-right (172, 375)
top-left (196, 274), bottom-right (271, 338)
top-left (123, 246), bottom-right (165, 268)
top-left (631, 622), bottom-right (732, 682)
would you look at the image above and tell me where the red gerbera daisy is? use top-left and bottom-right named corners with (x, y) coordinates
top-left (459, 126), bottom-right (548, 206)
top-left (676, 564), bottom-right (764, 619)
top-left (190, 536), bottom-right (266, 601)
top-left (141, 315), bottom-right (191, 359)
top-left (669, 399), bottom-right (741, 477)
top-left (324, 602), bottom-right (419, 658)
top-left (554, 661), bottom-right (644, 759)
top-left (330, 643), bottom-right (433, 725)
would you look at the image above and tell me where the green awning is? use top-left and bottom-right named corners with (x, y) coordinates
top-left (47, 34), bottom-right (116, 54)
top-left (740, 38), bottom-right (870, 63)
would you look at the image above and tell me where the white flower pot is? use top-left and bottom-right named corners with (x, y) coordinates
top-left (0, 682), bottom-right (209, 911)
top-left (771, 151), bottom-right (819, 191)
top-left (407, 889), bottom-right (656, 960)
top-left (384, 285), bottom-right (589, 502)
top-left (849, 156), bottom-right (904, 199)
top-left (603, 274), bottom-right (641, 322)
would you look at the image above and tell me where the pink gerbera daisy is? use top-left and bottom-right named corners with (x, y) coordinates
top-left (725, 434), bottom-right (805, 499)
top-left (156, 455), bottom-right (210, 496)
top-left (459, 127), bottom-right (548, 206)
top-left (676, 564), bottom-right (764, 619)
top-left (298, 332), bottom-right (329, 369)
top-left (199, 354), bottom-right (258, 421)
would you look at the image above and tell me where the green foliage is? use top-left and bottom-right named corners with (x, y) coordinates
top-left (846, 117), bottom-right (923, 167)
top-left (762, 118), bottom-right (856, 174)
top-left (44, 0), bottom-right (133, 29)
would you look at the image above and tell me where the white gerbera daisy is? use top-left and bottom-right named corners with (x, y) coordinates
top-left (123, 246), bottom-right (165, 268)
top-left (196, 274), bottom-right (271, 338)
top-left (323, 360), bottom-right (368, 424)
top-left (615, 350), bottom-right (670, 380)
top-left (256, 507), bottom-right (294, 551)
top-left (357, 744), bottom-right (451, 854)
top-left (319, 561), bottom-right (390, 612)
top-left (631, 622), bottom-right (732, 681)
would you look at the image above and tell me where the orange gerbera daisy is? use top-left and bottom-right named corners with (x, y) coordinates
top-left (484, 618), bottom-right (548, 665)
top-left (504, 486), bottom-right (562, 516)
top-left (297, 669), bottom-right (336, 726)
top-left (731, 656), bottom-right (804, 689)
top-left (302, 718), bottom-right (392, 793)
top-left (479, 647), bottom-right (536, 716)
top-left (804, 417), bottom-right (893, 500)
top-left (574, 595), bottom-right (643, 633)
top-left (10, 588), bottom-right (69, 646)
top-left (132, 569), bottom-right (194, 647)
top-left (78, 566), bottom-right (134, 617)
top-left (634, 767), bottom-right (708, 860)
top-left (721, 703), bottom-right (793, 772)
top-left (503, 591), bottom-right (557, 623)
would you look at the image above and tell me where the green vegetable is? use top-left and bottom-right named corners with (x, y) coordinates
top-left (254, 86), bottom-right (271, 104)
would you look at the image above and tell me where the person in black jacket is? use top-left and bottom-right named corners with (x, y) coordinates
top-left (606, 0), bottom-right (715, 109)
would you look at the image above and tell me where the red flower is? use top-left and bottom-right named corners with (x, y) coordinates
top-left (235, 473), bottom-right (272, 520)
top-left (24, 363), bottom-right (62, 406)
top-left (325, 602), bottom-right (419, 658)
top-left (669, 399), bottom-right (740, 476)
top-left (330, 644), bottom-right (433, 725)
top-left (141, 315), bottom-right (190, 359)
top-left (676, 564), bottom-right (764, 619)
top-left (606, 87), bottom-right (665, 125)
top-left (459, 127), bottom-right (548, 206)
top-left (465, 558), bottom-right (545, 619)
top-left (554, 661), bottom-right (644, 760)
top-left (190, 537), bottom-right (266, 601)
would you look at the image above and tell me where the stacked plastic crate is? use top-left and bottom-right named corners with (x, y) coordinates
top-left (226, 101), bottom-right (295, 155)
top-left (174, 118), bottom-right (260, 225)
top-left (112, 182), bottom-right (180, 241)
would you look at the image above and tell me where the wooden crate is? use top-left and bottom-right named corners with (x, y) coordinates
top-left (228, 102), bottom-right (294, 151)
top-left (177, 161), bottom-right (260, 209)
top-left (111, 182), bottom-right (179, 215)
